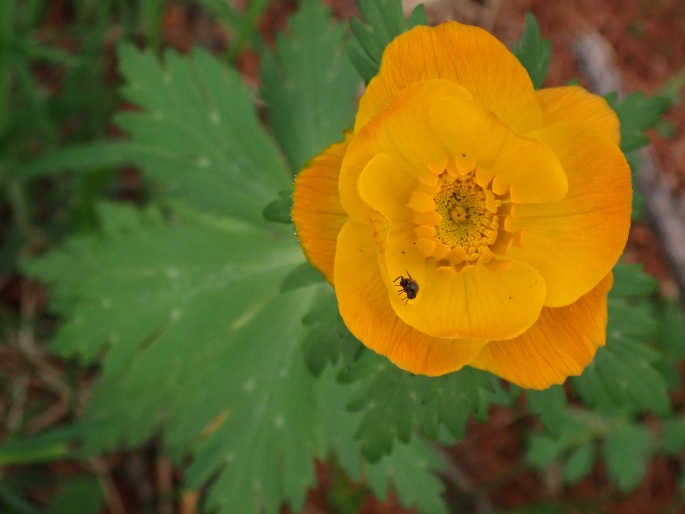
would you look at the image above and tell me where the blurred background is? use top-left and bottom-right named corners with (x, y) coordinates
top-left (1, 0), bottom-right (683, 513)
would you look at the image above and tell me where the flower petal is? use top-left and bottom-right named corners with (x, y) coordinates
top-left (469, 272), bottom-right (613, 390)
top-left (292, 136), bottom-right (351, 284)
top-left (335, 220), bottom-right (487, 375)
top-left (341, 80), bottom-right (468, 222)
top-left (356, 21), bottom-right (543, 135)
top-left (536, 86), bottom-right (620, 144)
top-left (507, 123), bottom-right (631, 307)
top-left (429, 96), bottom-right (568, 204)
top-left (385, 255), bottom-right (547, 341)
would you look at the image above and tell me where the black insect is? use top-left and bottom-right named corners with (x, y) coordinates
top-left (394, 272), bottom-right (419, 304)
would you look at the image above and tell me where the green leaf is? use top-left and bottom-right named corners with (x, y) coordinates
top-left (660, 418), bottom-right (685, 456)
top-left (344, 352), bottom-right (505, 461)
top-left (19, 140), bottom-right (140, 180)
top-left (613, 92), bottom-right (670, 153)
top-left (46, 477), bottom-right (104, 514)
top-left (279, 261), bottom-right (325, 293)
top-left (611, 263), bottom-right (660, 297)
top-left (346, 0), bottom-right (427, 83)
top-left (183, 288), bottom-right (328, 514)
top-left (573, 265), bottom-right (669, 417)
top-left (527, 385), bottom-right (567, 439)
top-left (658, 298), bottom-right (685, 360)
top-left (0, 425), bottom-right (86, 465)
top-left (115, 43), bottom-right (290, 224)
top-left (263, 190), bottom-right (293, 224)
top-left (319, 369), bottom-right (449, 514)
top-left (563, 441), bottom-right (595, 485)
top-left (511, 13), bottom-right (551, 89)
top-left (655, 299), bottom-right (685, 390)
top-left (526, 434), bottom-right (562, 468)
top-left (260, 0), bottom-right (359, 172)
top-left (366, 438), bottom-right (448, 514)
top-left (301, 293), bottom-right (363, 376)
top-left (603, 424), bottom-right (653, 491)
top-left (25, 198), bottom-right (328, 513)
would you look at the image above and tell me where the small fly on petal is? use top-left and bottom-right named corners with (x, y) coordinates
top-left (394, 272), bottom-right (419, 304)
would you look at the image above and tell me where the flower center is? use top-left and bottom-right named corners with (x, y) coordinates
top-left (433, 174), bottom-right (500, 254)
top-left (411, 169), bottom-right (512, 270)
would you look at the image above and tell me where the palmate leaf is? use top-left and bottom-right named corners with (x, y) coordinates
top-left (260, 0), bottom-right (360, 172)
top-left (26, 202), bottom-right (324, 513)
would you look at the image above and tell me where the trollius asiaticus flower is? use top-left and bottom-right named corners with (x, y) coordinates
top-left (292, 21), bottom-right (632, 389)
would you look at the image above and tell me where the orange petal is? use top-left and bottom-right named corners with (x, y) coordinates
top-left (334, 220), bottom-right (487, 375)
top-left (384, 255), bottom-right (547, 341)
top-left (507, 123), bottom-right (631, 307)
top-left (470, 273), bottom-right (613, 390)
top-left (356, 21), bottom-right (543, 136)
top-left (292, 136), bottom-right (351, 284)
top-left (536, 86), bottom-right (620, 144)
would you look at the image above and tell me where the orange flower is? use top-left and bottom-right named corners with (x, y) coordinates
top-left (292, 22), bottom-right (631, 389)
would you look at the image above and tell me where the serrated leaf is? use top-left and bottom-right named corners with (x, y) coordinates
top-left (260, 0), bottom-right (359, 172)
top-left (563, 441), bottom-right (595, 485)
top-left (613, 92), bottom-right (670, 153)
top-left (182, 288), bottom-right (326, 514)
top-left (115, 44), bottom-right (290, 224)
top-left (301, 294), bottom-right (363, 375)
top-left (512, 13), bottom-right (551, 89)
top-left (317, 368), bottom-right (448, 514)
top-left (603, 424), bottom-right (653, 491)
top-left (346, 0), bottom-right (426, 83)
top-left (344, 352), bottom-right (503, 461)
top-left (366, 438), bottom-right (448, 514)
top-left (573, 264), bottom-right (669, 417)
top-left (527, 386), bottom-right (567, 439)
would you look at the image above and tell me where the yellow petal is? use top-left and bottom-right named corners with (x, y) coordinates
top-left (292, 136), bottom-right (351, 284)
top-left (429, 95), bottom-right (568, 204)
top-left (536, 86), bottom-right (620, 144)
top-left (470, 273), bottom-right (613, 390)
top-left (507, 123), bottom-right (631, 307)
top-left (356, 22), bottom-right (543, 135)
top-left (335, 220), bottom-right (487, 375)
top-left (384, 255), bottom-right (547, 340)
top-left (358, 152), bottom-right (416, 222)
top-left (342, 79), bottom-right (470, 221)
